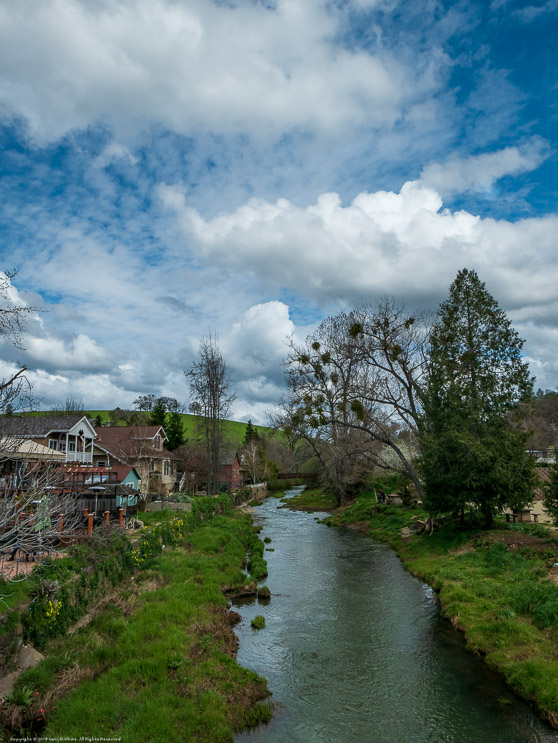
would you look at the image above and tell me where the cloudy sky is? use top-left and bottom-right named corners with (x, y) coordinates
top-left (0, 0), bottom-right (557, 423)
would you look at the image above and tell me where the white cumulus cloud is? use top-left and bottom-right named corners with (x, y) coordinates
top-left (164, 179), bottom-right (558, 330)
top-left (0, 0), bottom-right (440, 142)
top-left (419, 139), bottom-right (549, 197)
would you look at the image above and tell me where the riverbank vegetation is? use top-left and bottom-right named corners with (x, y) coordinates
top-left (324, 492), bottom-right (558, 727)
top-left (280, 488), bottom-right (337, 511)
top-left (1, 507), bottom-right (271, 742)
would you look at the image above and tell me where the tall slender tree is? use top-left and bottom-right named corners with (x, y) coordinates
top-left (243, 419), bottom-right (258, 445)
top-left (165, 400), bottom-right (185, 451)
top-left (149, 397), bottom-right (167, 427)
top-left (185, 335), bottom-right (235, 494)
top-left (420, 268), bottom-right (535, 526)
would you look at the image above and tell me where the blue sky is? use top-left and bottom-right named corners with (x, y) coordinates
top-left (0, 0), bottom-right (557, 423)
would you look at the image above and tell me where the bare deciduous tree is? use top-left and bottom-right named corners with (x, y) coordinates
top-left (0, 270), bottom-right (37, 415)
top-left (51, 396), bottom-right (85, 414)
top-left (185, 335), bottom-right (235, 495)
top-left (0, 444), bottom-right (83, 582)
top-left (0, 272), bottom-right (82, 582)
top-left (281, 301), bottom-right (429, 502)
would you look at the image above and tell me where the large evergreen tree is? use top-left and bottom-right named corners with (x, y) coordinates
top-left (149, 397), bottom-right (167, 427)
top-left (165, 402), bottom-right (185, 451)
top-left (243, 419), bottom-right (258, 445)
top-left (420, 268), bottom-right (535, 526)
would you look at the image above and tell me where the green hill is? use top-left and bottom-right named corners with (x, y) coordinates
top-left (20, 410), bottom-right (275, 448)
top-left (85, 411), bottom-right (272, 448)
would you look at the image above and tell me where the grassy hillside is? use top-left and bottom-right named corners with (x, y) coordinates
top-left (89, 411), bottom-right (271, 446)
top-left (22, 410), bottom-right (274, 449)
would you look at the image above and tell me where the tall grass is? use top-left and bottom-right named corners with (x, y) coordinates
top-left (6, 512), bottom-right (271, 742)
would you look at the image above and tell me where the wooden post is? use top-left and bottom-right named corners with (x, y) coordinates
top-left (58, 513), bottom-right (64, 534)
top-left (104, 510), bottom-right (110, 524)
top-left (83, 508), bottom-right (89, 520)
top-left (118, 507), bottom-right (124, 527)
top-left (87, 513), bottom-right (93, 536)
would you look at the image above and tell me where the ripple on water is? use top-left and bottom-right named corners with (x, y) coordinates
top-left (234, 494), bottom-right (558, 743)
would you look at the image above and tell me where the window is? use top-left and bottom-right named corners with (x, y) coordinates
top-left (68, 441), bottom-right (76, 452)
top-left (164, 460), bottom-right (171, 476)
top-left (48, 439), bottom-right (58, 451)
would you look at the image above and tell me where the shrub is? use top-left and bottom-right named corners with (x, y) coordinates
top-left (6, 685), bottom-right (34, 708)
top-left (251, 615), bottom-right (265, 630)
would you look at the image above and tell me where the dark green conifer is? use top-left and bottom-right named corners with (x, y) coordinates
top-left (149, 397), bottom-right (167, 427)
top-left (420, 268), bottom-right (535, 526)
top-left (243, 419), bottom-right (259, 445)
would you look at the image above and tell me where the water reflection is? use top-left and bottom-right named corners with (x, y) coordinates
top-left (234, 489), bottom-right (558, 743)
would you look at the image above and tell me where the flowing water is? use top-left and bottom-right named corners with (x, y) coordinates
top-left (233, 488), bottom-right (558, 743)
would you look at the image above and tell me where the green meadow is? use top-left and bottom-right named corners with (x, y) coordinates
top-left (3, 511), bottom-right (271, 742)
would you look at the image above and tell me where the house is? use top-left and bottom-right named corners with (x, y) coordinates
top-left (219, 451), bottom-right (245, 491)
top-left (0, 415), bottom-right (97, 464)
top-left (0, 436), bottom-right (66, 490)
top-left (92, 425), bottom-right (175, 496)
top-left (109, 465), bottom-right (142, 491)
top-left (52, 465), bottom-right (141, 514)
top-left (53, 465), bottom-right (142, 489)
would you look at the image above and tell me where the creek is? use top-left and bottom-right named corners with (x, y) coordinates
top-left (233, 487), bottom-right (558, 743)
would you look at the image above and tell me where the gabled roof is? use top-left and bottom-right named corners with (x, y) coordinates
top-left (93, 425), bottom-right (172, 462)
top-left (95, 440), bottom-right (174, 461)
top-left (0, 414), bottom-right (96, 438)
top-left (219, 450), bottom-right (243, 467)
top-left (111, 465), bottom-right (142, 482)
top-left (94, 425), bottom-right (167, 445)
top-left (0, 437), bottom-right (66, 460)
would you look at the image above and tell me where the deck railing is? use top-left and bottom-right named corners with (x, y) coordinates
top-left (65, 451), bottom-right (93, 463)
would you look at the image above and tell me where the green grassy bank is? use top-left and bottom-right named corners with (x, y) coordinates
top-left (1, 511), bottom-right (271, 742)
top-left (311, 490), bottom-right (558, 727)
